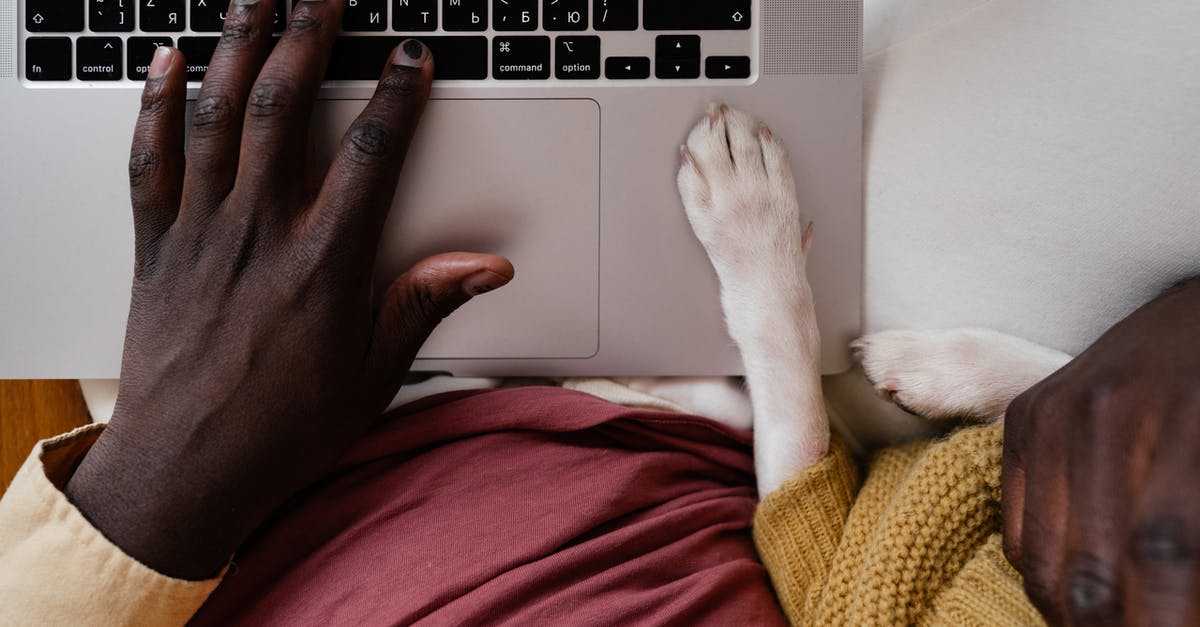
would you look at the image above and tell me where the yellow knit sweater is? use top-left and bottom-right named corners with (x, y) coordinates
top-left (754, 423), bottom-right (1045, 626)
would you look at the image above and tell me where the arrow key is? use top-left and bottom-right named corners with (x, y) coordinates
top-left (605, 56), bottom-right (650, 80)
top-left (77, 37), bottom-right (123, 81)
top-left (655, 57), bottom-right (699, 80)
top-left (705, 56), bottom-right (750, 79)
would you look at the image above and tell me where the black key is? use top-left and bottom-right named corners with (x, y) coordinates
top-left (128, 37), bottom-right (174, 80)
top-left (492, 36), bottom-right (549, 79)
top-left (543, 0), bottom-right (586, 30)
top-left (554, 36), bottom-right (599, 79)
top-left (644, 0), bottom-right (751, 30)
top-left (25, 38), bottom-right (72, 81)
top-left (655, 34), bottom-right (699, 79)
top-left (344, 0), bottom-right (387, 31)
top-left (328, 36), bottom-right (488, 80)
top-left (705, 55), bottom-right (749, 79)
top-left (443, 0), bottom-right (486, 31)
top-left (593, 0), bottom-right (636, 30)
top-left (77, 37), bottom-right (123, 81)
top-left (190, 0), bottom-right (225, 31)
top-left (656, 35), bottom-right (700, 59)
top-left (27, 0), bottom-right (84, 32)
top-left (604, 56), bottom-right (649, 79)
top-left (494, 0), bottom-right (536, 31)
top-left (393, 0), bottom-right (437, 31)
top-left (140, 0), bottom-right (184, 31)
top-left (178, 36), bottom-right (219, 80)
top-left (90, 0), bottom-right (135, 32)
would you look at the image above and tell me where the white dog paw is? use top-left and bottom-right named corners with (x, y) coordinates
top-left (677, 104), bottom-right (812, 284)
top-left (851, 328), bottom-right (1072, 422)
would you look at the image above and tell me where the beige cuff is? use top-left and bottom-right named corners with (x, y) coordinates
top-left (0, 424), bottom-right (223, 626)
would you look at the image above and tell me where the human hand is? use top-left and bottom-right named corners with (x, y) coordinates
top-left (64, 0), bottom-right (513, 580)
top-left (1003, 278), bottom-right (1200, 625)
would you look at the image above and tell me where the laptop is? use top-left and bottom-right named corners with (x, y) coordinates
top-left (0, 0), bottom-right (862, 378)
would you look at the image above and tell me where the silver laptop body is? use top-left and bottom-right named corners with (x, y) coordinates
top-left (0, 0), bottom-right (862, 378)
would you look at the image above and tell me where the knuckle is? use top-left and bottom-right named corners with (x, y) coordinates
top-left (247, 81), bottom-right (292, 118)
top-left (377, 71), bottom-right (422, 100)
top-left (1131, 515), bottom-right (1197, 567)
top-left (219, 21), bottom-right (256, 48)
top-left (1064, 554), bottom-right (1121, 619)
top-left (128, 150), bottom-right (161, 187)
top-left (342, 120), bottom-right (394, 164)
top-left (285, 10), bottom-right (324, 37)
top-left (139, 85), bottom-right (167, 115)
top-left (191, 93), bottom-right (237, 133)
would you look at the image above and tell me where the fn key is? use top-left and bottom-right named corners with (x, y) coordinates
top-left (26, 38), bottom-right (72, 81)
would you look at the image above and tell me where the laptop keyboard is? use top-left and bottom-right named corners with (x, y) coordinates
top-left (22, 0), bottom-right (754, 84)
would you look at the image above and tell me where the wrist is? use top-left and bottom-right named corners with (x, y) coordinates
top-left (64, 425), bottom-right (247, 580)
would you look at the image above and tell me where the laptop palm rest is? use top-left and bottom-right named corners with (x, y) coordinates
top-left (312, 98), bottom-right (600, 359)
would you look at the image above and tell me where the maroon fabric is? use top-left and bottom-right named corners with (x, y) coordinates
top-left (191, 386), bottom-right (786, 626)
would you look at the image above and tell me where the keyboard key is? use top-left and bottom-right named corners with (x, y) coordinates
top-left (128, 37), bottom-right (174, 79)
top-left (604, 56), bottom-right (649, 79)
top-left (140, 0), bottom-right (184, 31)
top-left (705, 56), bottom-right (749, 79)
top-left (90, 0), bottom-right (135, 32)
top-left (492, 36), bottom-right (549, 79)
top-left (656, 35), bottom-right (700, 59)
top-left (393, 0), bottom-right (437, 31)
top-left (77, 37), bottom-right (123, 81)
top-left (543, 0), bottom-right (586, 31)
top-left (655, 34), bottom-right (699, 79)
top-left (344, 0), bottom-right (387, 31)
top-left (554, 36), bottom-right (599, 79)
top-left (593, 0), bottom-right (636, 30)
top-left (327, 36), bottom-right (488, 80)
top-left (25, 38), bottom-right (72, 80)
top-left (178, 36), bottom-right (219, 80)
top-left (190, 0), bottom-right (225, 31)
top-left (26, 0), bottom-right (84, 32)
top-left (494, 0), bottom-right (536, 31)
top-left (443, 0), bottom-right (486, 31)
top-left (644, 0), bottom-right (751, 30)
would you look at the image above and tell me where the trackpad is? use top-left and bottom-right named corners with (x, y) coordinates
top-left (314, 99), bottom-right (600, 359)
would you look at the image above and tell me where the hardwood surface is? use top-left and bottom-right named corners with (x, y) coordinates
top-left (0, 381), bottom-right (91, 492)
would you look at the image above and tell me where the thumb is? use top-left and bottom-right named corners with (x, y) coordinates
top-left (365, 252), bottom-right (514, 400)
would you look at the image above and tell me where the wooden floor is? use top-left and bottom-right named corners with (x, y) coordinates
top-left (0, 381), bottom-right (91, 492)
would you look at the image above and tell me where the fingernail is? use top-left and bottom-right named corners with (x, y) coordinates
top-left (679, 145), bottom-right (692, 164)
top-left (759, 124), bottom-right (773, 139)
top-left (395, 39), bottom-right (427, 68)
top-left (462, 270), bottom-right (511, 296)
top-left (148, 46), bottom-right (173, 79)
top-left (708, 102), bottom-right (721, 128)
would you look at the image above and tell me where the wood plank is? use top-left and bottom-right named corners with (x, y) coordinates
top-left (0, 381), bottom-right (91, 493)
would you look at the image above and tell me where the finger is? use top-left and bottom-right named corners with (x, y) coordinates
top-left (1002, 386), bottom-right (1035, 569)
top-left (315, 40), bottom-right (432, 252)
top-left (182, 0), bottom-right (278, 214)
top-left (236, 0), bottom-right (346, 197)
top-left (1124, 397), bottom-right (1200, 624)
top-left (363, 252), bottom-right (514, 406)
top-left (1060, 388), bottom-right (1136, 625)
top-left (1017, 388), bottom-right (1072, 624)
top-left (129, 46), bottom-right (186, 267)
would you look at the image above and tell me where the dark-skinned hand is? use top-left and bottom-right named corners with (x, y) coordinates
top-left (1003, 277), bottom-right (1200, 625)
top-left (63, 0), bottom-right (514, 580)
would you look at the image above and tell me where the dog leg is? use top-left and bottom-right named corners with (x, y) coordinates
top-left (852, 328), bottom-right (1071, 422)
top-left (678, 104), bottom-right (828, 496)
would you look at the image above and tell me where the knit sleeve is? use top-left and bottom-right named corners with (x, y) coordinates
top-left (0, 424), bottom-right (225, 626)
top-left (752, 437), bottom-right (859, 624)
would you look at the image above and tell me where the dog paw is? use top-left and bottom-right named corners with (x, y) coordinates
top-left (851, 328), bottom-right (1072, 422)
top-left (677, 104), bottom-right (812, 283)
